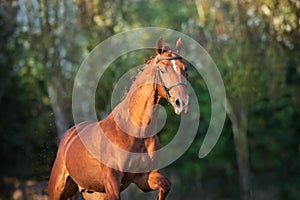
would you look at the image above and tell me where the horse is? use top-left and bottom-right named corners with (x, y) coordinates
top-left (48, 37), bottom-right (189, 200)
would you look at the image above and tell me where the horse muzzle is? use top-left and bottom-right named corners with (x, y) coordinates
top-left (172, 96), bottom-right (189, 115)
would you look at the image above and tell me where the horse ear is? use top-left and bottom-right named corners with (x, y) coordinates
top-left (175, 38), bottom-right (182, 54)
top-left (156, 37), bottom-right (164, 55)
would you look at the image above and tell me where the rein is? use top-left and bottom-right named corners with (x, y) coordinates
top-left (153, 56), bottom-right (187, 102)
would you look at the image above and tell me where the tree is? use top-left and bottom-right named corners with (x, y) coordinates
top-left (0, 0), bottom-right (18, 104)
top-left (1, 0), bottom-right (298, 198)
top-left (17, 0), bottom-right (84, 140)
top-left (194, 0), bottom-right (299, 198)
top-left (16, 0), bottom-right (138, 141)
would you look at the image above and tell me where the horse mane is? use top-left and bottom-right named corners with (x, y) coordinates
top-left (120, 59), bottom-right (148, 100)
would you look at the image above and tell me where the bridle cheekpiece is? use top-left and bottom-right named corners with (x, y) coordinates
top-left (153, 55), bottom-right (187, 102)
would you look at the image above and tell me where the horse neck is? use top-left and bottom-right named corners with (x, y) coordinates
top-left (125, 65), bottom-right (160, 127)
top-left (111, 63), bottom-right (161, 137)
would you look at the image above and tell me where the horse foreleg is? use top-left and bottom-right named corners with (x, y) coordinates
top-left (148, 170), bottom-right (171, 200)
top-left (135, 170), bottom-right (171, 200)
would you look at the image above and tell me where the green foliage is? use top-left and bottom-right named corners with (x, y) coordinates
top-left (0, 0), bottom-right (299, 198)
top-left (249, 94), bottom-right (300, 198)
top-left (0, 71), bottom-right (57, 197)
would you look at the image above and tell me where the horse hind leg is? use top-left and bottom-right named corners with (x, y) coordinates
top-left (82, 191), bottom-right (107, 200)
top-left (48, 175), bottom-right (79, 200)
top-left (60, 176), bottom-right (79, 199)
top-left (48, 160), bottom-right (79, 199)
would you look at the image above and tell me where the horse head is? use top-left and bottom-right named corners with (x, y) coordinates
top-left (153, 37), bottom-right (189, 115)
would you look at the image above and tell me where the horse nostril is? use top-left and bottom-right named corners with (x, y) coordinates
top-left (175, 98), bottom-right (181, 107)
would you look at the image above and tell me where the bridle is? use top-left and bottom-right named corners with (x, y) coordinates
top-left (153, 56), bottom-right (187, 101)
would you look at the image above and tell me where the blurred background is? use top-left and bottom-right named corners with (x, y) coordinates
top-left (0, 0), bottom-right (299, 199)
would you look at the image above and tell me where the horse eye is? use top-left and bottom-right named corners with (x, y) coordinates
top-left (159, 67), bottom-right (167, 73)
top-left (186, 72), bottom-right (189, 80)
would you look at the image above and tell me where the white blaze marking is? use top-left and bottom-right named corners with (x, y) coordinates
top-left (171, 60), bottom-right (178, 73)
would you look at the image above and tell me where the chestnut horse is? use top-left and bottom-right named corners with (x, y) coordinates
top-left (48, 38), bottom-right (189, 200)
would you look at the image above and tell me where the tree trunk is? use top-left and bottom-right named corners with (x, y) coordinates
top-left (47, 76), bottom-right (69, 141)
top-left (226, 99), bottom-right (252, 200)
